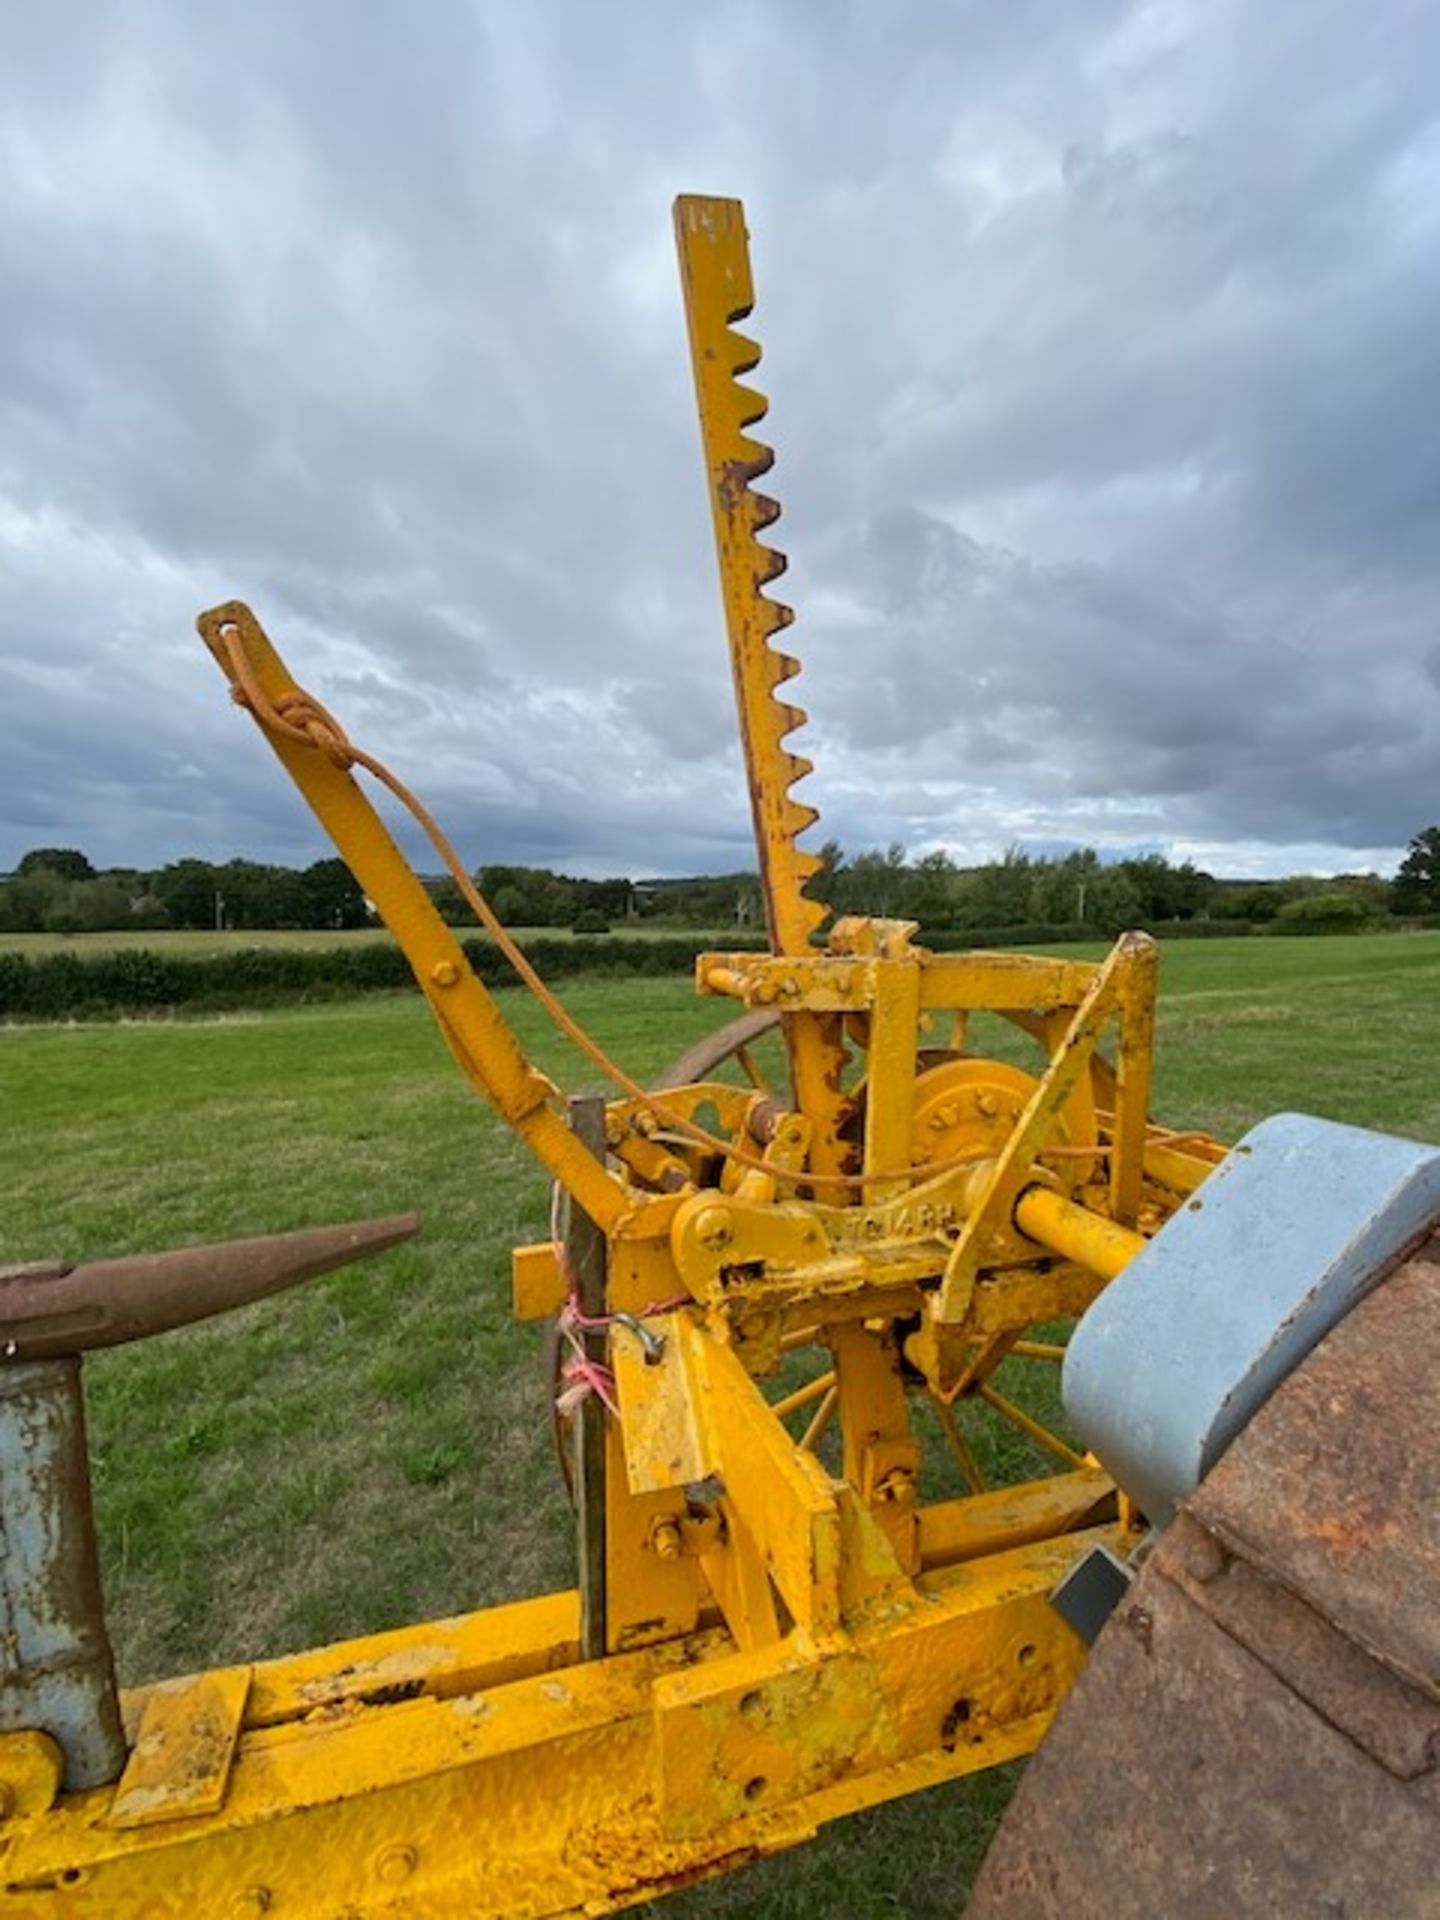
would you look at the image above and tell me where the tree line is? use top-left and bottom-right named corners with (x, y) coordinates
top-left (2, 829), bottom-right (1437, 937)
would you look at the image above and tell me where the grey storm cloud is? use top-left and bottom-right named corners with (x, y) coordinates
top-left (1, 0), bottom-right (1437, 880)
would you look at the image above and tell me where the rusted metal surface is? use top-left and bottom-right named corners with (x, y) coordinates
top-left (1187, 1230), bottom-right (1440, 1699)
top-left (0, 1214), bottom-right (418, 1360)
top-left (0, 1359), bottom-right (124, 1790)
top-left (968, 1237), bottom-right (1440, 1919)
top-left (651, 1008), bottom-right (783, 1092)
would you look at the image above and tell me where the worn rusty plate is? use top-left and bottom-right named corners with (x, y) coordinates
top-left (967, 1239), bottom-right (1440, 1918)
top-left (967, 1571), bottom-right (1440, 1918)
top-left (1188, 1234), bottom-right (1440, 1699)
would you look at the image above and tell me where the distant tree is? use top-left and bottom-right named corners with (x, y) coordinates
top-left (1274, 891), bottom-right (1369, 934)
top-left (426, 875), bottom-right (473, 924)
top-left (1330, 872), bottom-right (1393, 915)
top-left (1, 866), bottom-right (66, 932)
top-left (218, 860), bottom-right (308, 928)
top-left (489, 884), bottom-right (530, 925)
top-left (809, 841), bottom-right (845, 909)
top-left (17, 847), bottom-right (94, 883)
top-left (298, 857), bottom-right (367, 930)
top-left (46, 877), bottom-right (134, 933)
top-left (959, 847), bottom-right (1033, 929)
top-left (587, 877), bottom-right (634, 922)
top-left (153, 859), bottom-right (223, 929)
top-left (910, 850), bottom-right (957, 929)
top-left (833, 844), bottom-right (909, 918)
top-left (1211, 882), bottom-right (1282, 922)
top-left (1118, 854), bottom-right (1213, 922)
top-left (1393, 827), bottom-right (1440, 915)
top-left (1027, 849), bottom-right (1142, 931)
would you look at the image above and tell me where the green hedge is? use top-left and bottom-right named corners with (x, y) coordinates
top-left (0, 918), bottom-right (1272, 1023)
top-left (0, 937), bottom-right (773, 1022)
top-left (926, 920), bottom-right (1253, 949)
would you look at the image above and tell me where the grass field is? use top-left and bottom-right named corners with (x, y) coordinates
top-left (2, 932), bottom-right (1439, 1913)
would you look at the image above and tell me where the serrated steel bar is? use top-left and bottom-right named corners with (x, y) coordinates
top-left (673, 195), bottom-right (848, 1172)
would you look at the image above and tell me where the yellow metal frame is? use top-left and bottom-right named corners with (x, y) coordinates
top-left (0, 1505), bottom-right (1116, 1917)
top-left (0, 196), bottom-right (1230, 1915)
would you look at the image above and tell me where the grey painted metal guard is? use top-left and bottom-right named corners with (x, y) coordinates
top-left (0, 1358), bottom-right (124, 1788)
top-left (1063, 1111), bottom-right (1440, 1527)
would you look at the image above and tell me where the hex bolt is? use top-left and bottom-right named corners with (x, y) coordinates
top-left (651, 1521), bottom-right (682, 1561)
top-left (694, 1207), bottom-right (734, 1252)
top-left (430, 960), bottom-right (460, 989)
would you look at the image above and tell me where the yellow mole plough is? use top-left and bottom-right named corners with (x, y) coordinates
top-left (1, 198), bottom-right (1436, 1918)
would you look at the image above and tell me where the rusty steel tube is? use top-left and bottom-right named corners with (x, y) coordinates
top-left (0, 1358), bottom-right (124, 1789)
top-left (0, 1214), bottom-right (418, 1362)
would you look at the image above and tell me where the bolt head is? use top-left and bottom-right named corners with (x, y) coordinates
top-left (651, 1520), bottom-right (682, 1561)
top-left (430, 959), bottom-right (460, 989)
top-left (375, 1844), bottom-right (418, 1886)
top-left (694, 1206), bottom-right (734, 1251)
top-left (1183, 1531), bottom-right (1227, 1585)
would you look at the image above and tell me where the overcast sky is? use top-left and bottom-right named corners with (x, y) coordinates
top-left (2, 1), bottom-right (1437, 882)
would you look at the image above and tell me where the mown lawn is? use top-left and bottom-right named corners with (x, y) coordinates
top-left (1, 932), bottom-right (1438, 1914)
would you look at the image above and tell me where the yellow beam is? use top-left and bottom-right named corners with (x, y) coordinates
top-left (0, 1530), bottom-right (1116, 1917)
top-left (198, 603), bottom-right (627, 1232)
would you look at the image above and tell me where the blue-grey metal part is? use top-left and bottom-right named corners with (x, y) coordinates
top-left (1063, 1112), bottom-right (1440, 1528)
top-left (0, 1357), bottom-right (125, 1788)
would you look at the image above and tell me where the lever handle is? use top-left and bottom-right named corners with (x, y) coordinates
top-left (0, 1214), bottom-right (419, 1361)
